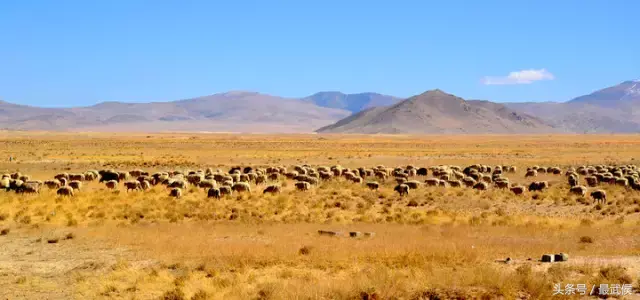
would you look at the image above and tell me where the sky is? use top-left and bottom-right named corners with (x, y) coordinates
top-left (0, 0), bottom-right (638, 107)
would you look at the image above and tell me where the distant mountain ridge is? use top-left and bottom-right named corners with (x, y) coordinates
top-left (505, 80), bottom-right (640, 133)
top-left (317, 90), bottom-right (558, 134)
top-left (2, 80), bottom-right (639, 133)
top-left (301, 92), bottom-right (402, 113)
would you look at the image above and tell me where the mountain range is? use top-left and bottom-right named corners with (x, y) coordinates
top-left (1, 80), bottom-right (639, 133)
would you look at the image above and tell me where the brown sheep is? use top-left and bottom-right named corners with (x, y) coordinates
top-left (263, 185), bottom-right (281, 194)
top-left (207, 188), bottom-right (221, 199)
top-left (105, 180), bottom-right (118, 189)
top-left (69, 180), bottom-right (82, 191)
top-left (219, 186), bottom-right (232, 196)
top-left (44, 180), bottom-right (61, 189)
top-left (295, 181), bottom-right (311, 191)
top-left (510, 185), bottom-right (525, 195)
top-left (404, 180), bottom-right (422, 189)
top-left (255, 175), bottom-right (267, 185)
top-left (585, 176), bottom-right (598, 187)
top-left (56, 186), bottom-right (74, 197)
top-left (525, 169), bottom-right (538, 177)
top-left (231, 182), bottom-right (251, 193)
top-left (569, 185), bottom-right (587, 197)
top-left (473, 182), bottom-right (488, 190)
top-left (394, 184), bottom-right (409, 196)
top-left (169, 188), bottom-right (182, 198)
top-left (366, 181), bottom-right (379, 190)
top-left (447, 180), bottom-right (462, 187)
top-left (590, 189), bottom-right (606, 204)
top-left (425, 178), bottom-right (439, 186)
top-left (141, 180), bottom-right (151, 190)
top-left (125, 181), bottom-right (141, 191)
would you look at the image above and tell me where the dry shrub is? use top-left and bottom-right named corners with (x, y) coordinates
top-left (579, 236), bottom-right (594, 244)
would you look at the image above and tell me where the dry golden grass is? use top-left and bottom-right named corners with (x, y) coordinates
top-left (2, 132), bottom-right (640, 299)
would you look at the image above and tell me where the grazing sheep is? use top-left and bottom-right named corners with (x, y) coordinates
top-left (69, 174), bottom-right (84, 181)
top-left (125, 181), bottom-right (141, 191)
top-left (239, 174), bottom-right (250, 183)
top-left (54, 173), bottom-right (70, 181)
top-left (56, 186), bottom-right (74, 197)
top-left (585, 176), bottom-right (598, 187)
top-left (417, 168), bottom-right (428, 176)
top-left (351, 177), bottom-right (363, 184)
top-left (198, 180), bottom-right (216, 189)
top-left (569, 185), bottom-right (587, 197)
top-left (494, 179), bottom-right (510, 189)
top-left (615, 178), bottom-right (628, 187)
top-left (295, 181), bottom-right (311, 191)
top-left (99, 170), bottom-right (120, 183)
top-left (366, 181), bottom-right (380, 190)
top-left (18, 183), bottom-right (40, 194)
top-left (232, 182), bottom-right (251, 193)
top-left (425, 178), bottom-right (440, 186)
top-left (263, 185), bottom-right (281, 194)
top-left (118, 172), bottom-right (129, 181)
top-left (462, 177), bottom-right (476, 188)
top-left (255, 175), bottom-right (267, 185)
top-left (525, 169), bottom-right (538, 177)
top-left (590, 189), bottom-right (606, 204)
top-left (168, 179), bottom-right (187, 189)
top-left (568, 175), bottom-right (579, 187)
top-left (447, 180), bottom-right (462, 187)
top-left (528, 181), bottom-right (548, 192)
top-left (44, 180), bottom-right (61, 189)
top-left (404, 180), bottom-right (422, 189)
top-left (207, 188), bottom-right (221, 199)
top-left (69, 180), bottom-right (82, 191)
top-left (510, 185), bottom-right (525, 195)
top-left (141, 180), bottom-right (151, 190)
top-left (105, 180), bottom-right (118, 189)
top-left (394, 184), bottom-right (409, 196)
top-left (170, 188), bottom-right (182, 198)
top-left (473, 182), bottom-right (488, 190)
top-left (219, 186), bottom-right (232, 196)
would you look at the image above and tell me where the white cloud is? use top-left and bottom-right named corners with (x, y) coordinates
top-left (481, 69), bottom-right (555, 85)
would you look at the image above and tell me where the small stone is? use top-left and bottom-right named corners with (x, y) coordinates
top-left (349, 231), bottom-right (362, 238)
top-left (541, 254), bottom-right (554, 262)
top-left (364, 232), bottom-right (376, 238)
top-left (505, 257), bottom-right (512, 264)
top-left (554, 253), bottom-right (569, 262)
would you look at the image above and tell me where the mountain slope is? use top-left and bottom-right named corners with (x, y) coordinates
top-left (302, 92), bottom-right (401, 113)
top-left (0, 92), bottom-right (351, 133)
top-left (317, 90), bottom-right (558, 134)
top-left (505, 80), bottom-right (640, 133)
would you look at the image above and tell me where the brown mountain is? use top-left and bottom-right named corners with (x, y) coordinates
top-left (505, 80), bottom-right (640, 133)
top-left (0, 92), bottom-right (351, 133)
top-left (316, 90), bottom-right (558, 134)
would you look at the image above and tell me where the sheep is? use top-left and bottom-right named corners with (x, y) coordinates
top-left (394, 184), bottom-right (409, 196)
top-left (231, 182), bottom-right (251, 193)
top-left (473, 182), bottom-right (489, 190)
top-left (425, 178), bottom-right (440, 186)
top-left (255, 175), bottom-right (267, 185)
top-left (105, 180), bottom-right (118, 189)
top-left (54, 173), bottom-right (70, 181)
top-left (365, 181), bottom-right (380, 190)
top-left (69, 174), bottom-right (84, 181)
top-left (125, 181), bottom-right (141, 191)
top-left (207, 188), bottom-right (221, 199)
top-left (510, 185), bottom-right (525, 195)
top-left (141, 180), bottom-right (151, 190)
top-left (198, 180), bottom-right (216, 190)
top-left (569, 185), bottom-right (587, 197)
top-left (295, 181), bottom-right (311, 191)
top-left (168, 179), bottom-right (187, 189)
top-left (525, 169), bottom-right (538, 177)
top-left (56, 186), bottom-right (74, 197)
top-left (528, 181), bottom-right (548, 192)
top-left (404, 180), bottom-right (422, 189)
top-left (494, 179), bottom-right (510, 189)
top-left (219, 186), bottom-right (232, 196)
top-left (590, 190), bottom-right (606, 204)
top-left (417, 168), bottom-right (428, 176)
top-left (263, 185), bottom-right (281, 194)
top-left (585, 176), bottom-right (598, 187)
top-left (170, 188), bottom-right (182, 198)
top-left (447, 180), bottom-right (462, 187)
top-left (44, 180), bottom-right (61, 189)
top-left (69, 180), bottom-right (83, 191)
top-left (99, 170), bottom-right (120, 183)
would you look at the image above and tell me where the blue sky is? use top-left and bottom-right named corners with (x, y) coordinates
top-left (1, 0), bottom-right (638, 107)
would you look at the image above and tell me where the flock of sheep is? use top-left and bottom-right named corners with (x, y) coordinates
top-left (2, 163), bottom-right (635, 204)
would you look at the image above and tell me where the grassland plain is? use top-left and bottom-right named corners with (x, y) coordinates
top-left (1, 132), bottom-right (640, 299)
